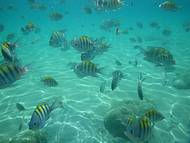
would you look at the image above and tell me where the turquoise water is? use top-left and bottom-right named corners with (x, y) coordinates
top-left (0, 0), bottom-right (190, 142)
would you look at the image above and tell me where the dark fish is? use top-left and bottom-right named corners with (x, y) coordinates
top-left (124, 116), bottom-right (152, 143)
top-left (115, 59), bottom-right (122, 66)
top-left (21, 22), bottom-right (38, 34)
top-left (136, 22), bottom-right (143, 29)
top-left (100, 80), bottom-right (106, 93)
top-left (150, 22), bottom-right (160, 29)
top-left (6, 33), bottom-right (15, 41)
top-left (0, 63), bottom-right (26, 88)
top-left (111, 70), bottom-right (123, 91)
top-left (41, 76), bottom-right (58, 87)
top-left (162, 28), bottom-right (172, 36)
top-left (115, 27), bottom-right (120, 35)
top-left (16, 103), bottom-right (26, 111)
top-left (71, 36), bottom-right (96, 52)
top-left (84, 6), bottom-right (92, 14)
top-left (0, 24), bottom-right (4, 32)
top-left (81, 50), bottom-right (96, 61)
top-left (28, 101), bottom-right (63, 130)
top-left (49, 12), bottom-right (63, 21)
top-left (137, 72), bottom-right (145, 100)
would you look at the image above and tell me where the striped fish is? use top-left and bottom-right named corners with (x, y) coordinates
top-left (144, 109), bottom-right (165, 123)
top-left (74, 61), bottom-right (102, 77)
top-left (0, 63), bottom-right (25, 88)
top-left (137, 72), bottom-right (146, 100)
top-left (49, 31), bottom-right (67, 48)
top-left (95, 0), bottom-right (124, 11)
top-left (71, 36), bottom-right (95, 52)
top-left (111, 70), bottom-right (123, 91)
top-left (41, 76), bottom-right (58, 87)
top-left (1, 42), bottom-right (17, 63)
top-left (28, 101), bottom-right (63, 130)
top-left (124, 116), bottom-right (152, 143)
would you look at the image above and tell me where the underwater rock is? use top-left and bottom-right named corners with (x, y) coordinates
top-left (8, 130), bottom-right (48, 143)
top-left (173, 71), bottom-right (190, 89)
top-left (104, 100), bottom-right (155, 139)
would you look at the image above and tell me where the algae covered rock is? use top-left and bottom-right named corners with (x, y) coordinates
top-left (104, 100), bottom-right (155, 139)
top-left (9, 130), bottom-right (48, 143)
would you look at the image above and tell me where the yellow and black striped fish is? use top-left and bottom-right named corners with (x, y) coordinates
top-left (95, 0), bottom-right (124, 11)
top-left (49, 31), bottom-right (66, 48)
top-left (28, 103), bottom-right (51, 130)
top-left (1, 42), bottom-right (16, 62)
top-left (144, 109), bottom-right (165, 123)
top-left (124, 116), bottom-right (152, 143)
top-left (0, 63), bottom-right (24, 87)
top-left (28, 100), bottom-right (64, 130)
top-left (75, 61), bottom-right (102, 77)
top-left (71, 36), bottom-right (95, 52)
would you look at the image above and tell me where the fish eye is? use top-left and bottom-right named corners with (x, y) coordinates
top-left (33, 122), bottom-right (37, 126)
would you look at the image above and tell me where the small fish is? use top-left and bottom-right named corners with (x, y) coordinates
top-left (115, 27), bottom-right (120, 35)
top-left (16, 103), bottom-right (26, 111)
top-left (71, 36), bottom-right (96, 53)
top-left (144, 109), bottom-right (165, 123)
top-left (0, 24), bottom-right (4, 32)
top-left (111, 70), bottom-right (124, 91)
top-left (136, 22), bottom-right (143, 29)
top-left (95, 0), bottom-right (124, 11)
top-left (28, 100), bottom-right (63, 130)
top-left (159, 1), bottom-right (181, 11)
top-left (81, 49), bottom-right (96, 61)
top-left (21, 22), bottom-right (37, 34)
top-left (41, 76), bottom-right (58, 87)
top-left (137, 72), bottom-right (146, 100)
top-left (115, 59), bottom-right (122, 66)
top-left (0, 63), bottom-right (27, 88)
top-left (100, 80), bottom-right (106, 93)
top-left (1, 41), bottom-right (17, 63)
top-left (124, 116), bottom-right (152, 143)
top-left (49, 31), bottom-right (67, 48)
top-left (84, 6), bottom-right (92, 14)
top-left (74, 61), bottom-right (103, 77)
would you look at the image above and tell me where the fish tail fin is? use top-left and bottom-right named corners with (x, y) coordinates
top-left (50, 98), bottom-right (64, 111)
top-left (98, 67), bottom-right (105, 74)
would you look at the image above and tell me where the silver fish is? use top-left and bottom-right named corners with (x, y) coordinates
top-left (137, 72), bottom-right (146, 100)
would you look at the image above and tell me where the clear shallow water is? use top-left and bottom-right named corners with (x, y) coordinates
top-left (0, 0), bottom-right (190, 143)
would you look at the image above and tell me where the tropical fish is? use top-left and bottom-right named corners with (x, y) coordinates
top-left (1, 41), bottom-right (17, 63)
top-left (115, 59), bottom-right (122, 66)
top-left (71, 35), bottom-right (96, 53)
top-left (0, 63), bottom-right (26, 88)
top-left (144, 47), bottom-right (175, 66)
top-left (21, 22), bottom-right (38, 34)
top-left (41, 76), bottom-right (58, 87)
top-left (81, 49), bottom-right (96, 61)
top-left (28, 101), bottom-right (63, 130)
top-left (159, 1), bottom-right (181, 11)
top-left (137, 72), bottom-right (146, 100)
top-left (74, 61), bottom-right (103, 77)
top-left (95, 0), bottom-right (124, 11)
top-left (124, 116), bottom-right (152, 143)
top-left (49, 31), bottom-right (68, 49)
top-left (111, 70), bottom-right (124, 91)
top-left (16, 103), bottom-right (26, 111)
top-left (144, 109), bottom-right (165, 123)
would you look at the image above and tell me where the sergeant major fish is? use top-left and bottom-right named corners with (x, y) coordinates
top-left (111, 70), bottom-right (124, 91)
top-left (1, 41), bottom-right (17, 63)
top-left (124, 116), bottom-right (153, 143)
top-left (71, 35), bottom-right (96, 53)
top-left (0, 63), bottom-right (27, 88)
top-left (144, 108), bottom-right (165, 123)
top-left (95, 0), bottom-right (124, 11)
top-left (159, 1), bottom-right (182, 11)
top-left (74, 61), bottom-right (103, 77)
top-left (28, 100), bottom-right (63, 130)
